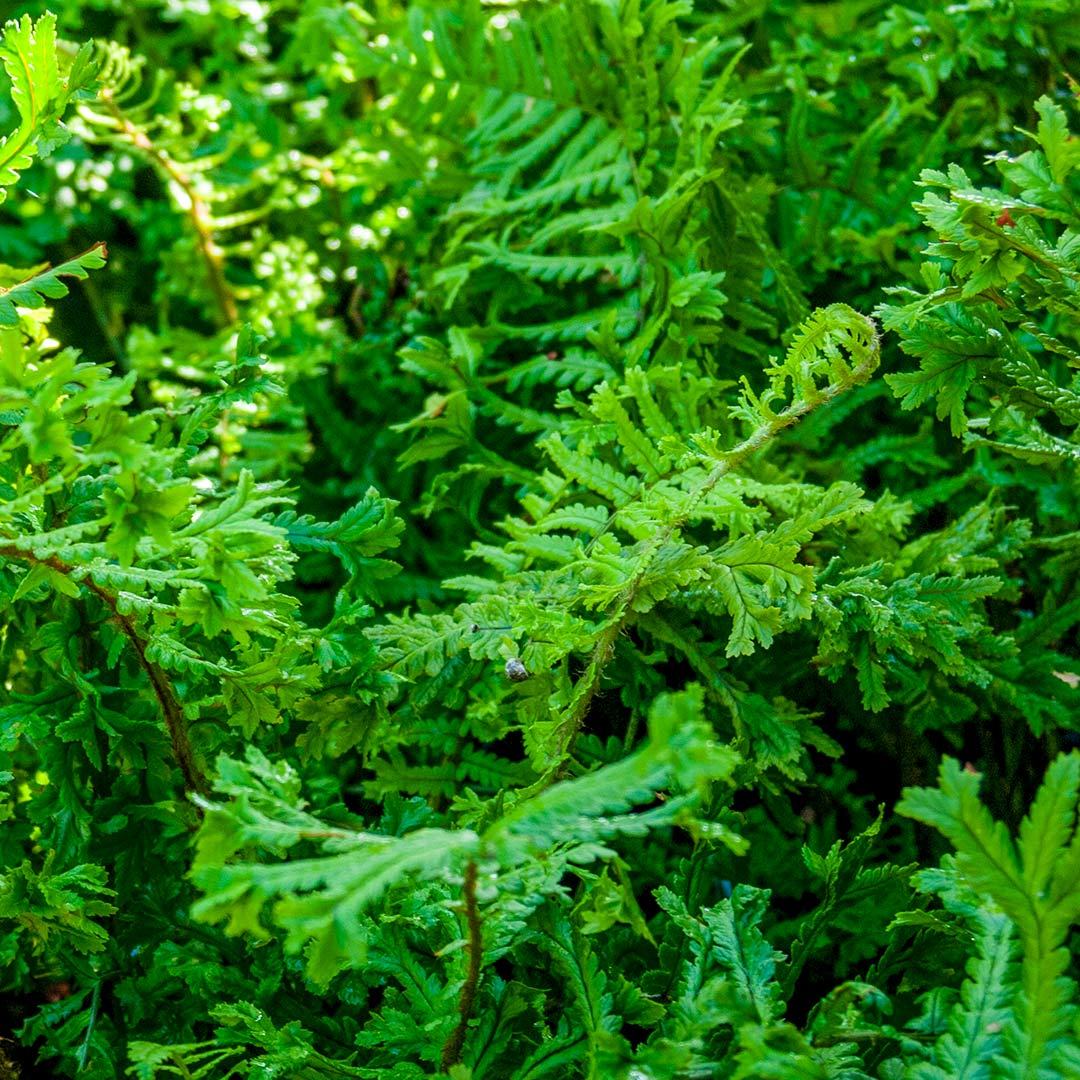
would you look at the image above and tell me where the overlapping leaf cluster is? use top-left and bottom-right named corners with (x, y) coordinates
top-left (0, 3), bottom-right (1078, 1080)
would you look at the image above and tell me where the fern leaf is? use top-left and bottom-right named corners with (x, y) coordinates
top-left (0, 14), bottom-right (95, 204)
top-left (503, 347), bottom-right (616, 393)
top-left (898, 760), bottom-right (1028, 927)
top-left (459, 243), bottom-right (637, 287)
top-left (900, 754), bottom-right (1080, 1078)
top-left (190, 749), bottom-right (478, 982)
top-left (577, 539), bottom-right (713, 614)
top-left (703, 885), bottom-right (784, 1024)
top-left (534, 503), bottom-right (611, 536)
top-left (703, 534), bottom-right (814, 657)
top-left (532, 917), bottom-right (609, 1074)
top-left (368, 612), bottom-right (472, 679)
top-left (484, 161), bottom-right (632, 216)
top-left (540, 434), bottom-right (640, 504)
top-left (489, 685), bottom-right (739, 863)
top-left (782, 812), bottom-right (914, 1000)
top-left (490, 306), bottom-right (638, 343)
top-left (1016, 754), bottom-right (1080, 916)
top-left (509, 1026), bottom-right (586, 1079)
top-left (624, 366), bottom-right (678, 444)
top-left (756, 303), bottom-right (881, 418)
top-left (529, 202), bottom-right (633, 247)
top-left (273, 489), bottom-right (402, 591)
top-left (590, 381), bottom-right (670, 480)
top-left (0, 242), bottom-right (107, 327)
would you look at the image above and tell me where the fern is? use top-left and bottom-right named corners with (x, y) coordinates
top-left (5, 5), bottom-right (1080, 1080)
top-left (374, 302), bottom-right (894, 781)
top-left (899, 755), bottom-right (1080, 1080)
top-left (880, 95), bottom-right (1080, 439)
top-left (0, 13), bottom-right (95, 205)
top-left (0, 241), bottom-right (106, 326)
top-left (896, 862), bottom-right (1015, 1080)
top-left (781, 811), bottom-right (916, 1001)
top-left (191, 686), bottom-right (739, 988)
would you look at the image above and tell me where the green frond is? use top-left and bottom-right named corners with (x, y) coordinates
top-left (491, 685), bottom-right (739, 860)
top-left (0, 14), bottom-right (96, 205)
top-left (702, 533), bottom-right (814, 657)
top-left (899, 754), bottom-right (1080, 1078)
top-left (528, 202), bottom-right (634, 247)
top-left (273, 489), bottom-right (403, 591)
top-left (781, 811), bottom-right (914, 1001)
top-left (533, 503), bottom-right (610, 536)
top-left (368, 612), bottom-right (472, 680)
top-left (0, 242), bottom-right (107, 327)
top-left (126, 1039), bottom-right (244, 1080)
top-left (503, 347), bottom-right (617, 393)
top-left (579, 539), bottom-right (714, 615)
top-left (590, 381), bottom-right (671, 480)
top-left (749, 303), bottom-right (882, 421)
top-left (477, 160), bottom-right (633, 217)
top-left (540, 433), bottom-right (641, 505)
top-left (190, 688), bottom-right (737, 987)
top-left (704, 885), bottom-right (785, 1025)
top-left (457, 243), bottom-right (637, 288)
top-left (488, 306), bottom-right (639, 343)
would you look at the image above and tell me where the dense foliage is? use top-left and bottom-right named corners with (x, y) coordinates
top-left (0, 2), bottom-right (1079, 1077)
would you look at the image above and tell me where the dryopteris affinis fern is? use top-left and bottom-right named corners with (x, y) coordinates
top-left (897, 753), bottom-right (1080, 1080)
top-left (356, 0), bottom-right (1052, 800)
top-left (878, 91), bottom-right (1080, 740)
top-left (0, 14), bottom-right (403, 800)
top-left (3, 3), bottom-right (1080, 1080)
top-left (372, 291), bottom-right (1032, 793)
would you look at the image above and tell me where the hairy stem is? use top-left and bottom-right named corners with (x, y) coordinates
top-left (0, 545), bottom-right (209, 796)
top-left (95, 89), bottom-right (238, 327)
top-left (441, 860), bottom-right (483, 1071)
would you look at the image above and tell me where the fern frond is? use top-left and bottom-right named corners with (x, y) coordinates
top-left (191, 688), bottom-right (738, 987)
top-left (578, 539), bottom-right (714, 615)
top-left (705, 885), bottom-right (785, 1025)
top-left (0, 242), bottom-right (107, 327)
top-left (780, 811), bottom-right (914, 1000)
top-left (540, 434), bottom-right (641, 505)
top-left (528, 202), bottom-right (634, 247)
top-left (502, 347), bottom-right (617, 393)
top-left (273, 489), bottom-right (403, 591)
top-left (739, 304), bottom-right (882, 424)
top-left (488, 306), bottom-right (639, 343)
top-left (590, 381), bottom-right (671, 480)
top-left (702, 533), bottom-right (815, 657)
top-left (490, 685), bottom-right (739, 861)
top-left (0, 14), bottom-right (96, 205)
top-left (459, 243), bottom-right (637, 289)
top-left (899, 754), bottom-right (1080, 1078)
top-left (533, 503), bottom-right (610, 536)
top-left (368, 612), bottom-right (472, 680)
top-left (479, 161), bottom-right (633, 217)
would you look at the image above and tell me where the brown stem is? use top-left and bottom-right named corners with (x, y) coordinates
top-left (0, 545), bottom-right (209, 797)
top-left (96, 90), bottom-right (238, 327)
top-left (440, 860), bottom-right (483, 1071)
